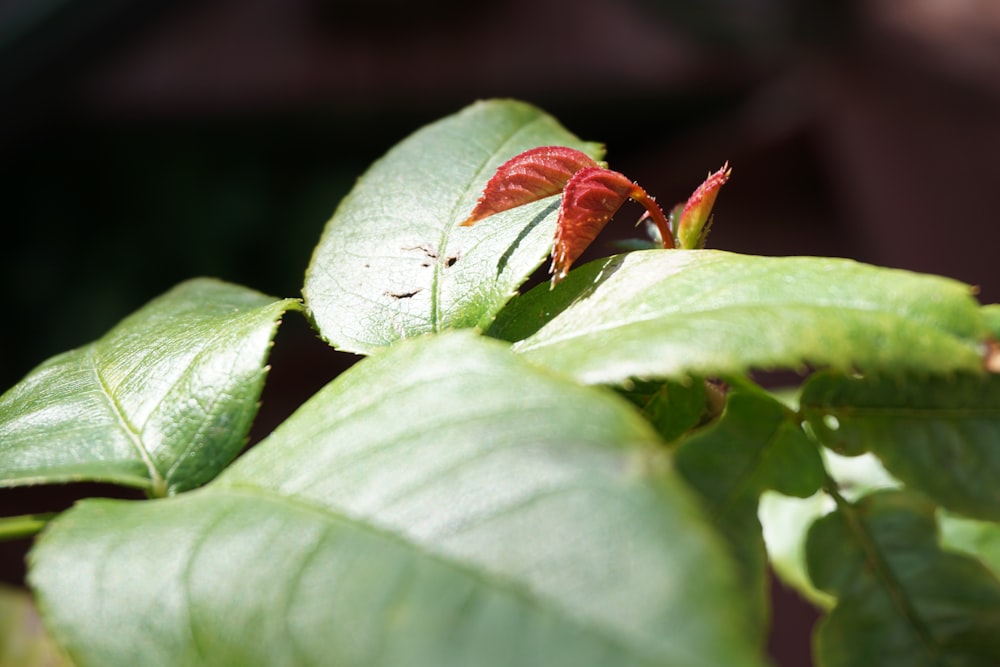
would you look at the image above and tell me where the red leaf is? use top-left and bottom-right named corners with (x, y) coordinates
top-left (551, 168), bottom-right (672, 286)
top-left (675, 162), bottom-right (731, 250)
top-left (460, 146), bottom-right (600, 226)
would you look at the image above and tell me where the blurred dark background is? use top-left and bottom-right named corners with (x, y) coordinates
top-left (2, 0), bottom-right (1000, 664)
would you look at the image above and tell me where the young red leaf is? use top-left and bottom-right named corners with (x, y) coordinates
top-left (460, 146), bottom-right (600, 226)
top-left (675, 162), bottom-right (731, 250)
top-left (550, 167), bottom-right (672, 287)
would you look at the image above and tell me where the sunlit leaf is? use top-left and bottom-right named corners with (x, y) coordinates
top-left (303, 99), bottom-right (603, 354)
top-left (490, 250), bottom-right (988, 385)
top-left (551, 167), bottom-right (670, 285)
top-left (30, 333), bottom-right (765, 667)
top-left (674, 162), bottom-right (731, 250)
top-left (460, 145), bottom-right (600, 226)
top-left (0, 279), bottom-right (297, 496)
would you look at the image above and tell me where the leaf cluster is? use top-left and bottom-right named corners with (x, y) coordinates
top-left (2, 100), bottom-right (999, 666)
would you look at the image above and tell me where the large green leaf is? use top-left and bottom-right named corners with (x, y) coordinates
top-left (29, 333), bottom-right (765, 667)
top-left (807, 490), bottom-right (1000, 667)
top-left (303, 99), bottom-right (603, 354)
top-left (489, 250), bottom-right (988, 384)
top-left (801, 372), bottom-right (1000, 521)
top-left (674, 390), bottom-right (824, 640)
top-left (0, 279), bottom-right (297, 496)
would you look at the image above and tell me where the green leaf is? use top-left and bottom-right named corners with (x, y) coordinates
top-left (940, 511), bottom-right (1000, 578)
top-left (616, 378), bottom-right (708, 443)
top-left (674, 391), bottom-right (825, 640)
top-left (303, 99), bottom-right (603, 354)
top-left (0, 278), bottom-right (297, 497)
top-left (982, 304), bottom-right (1000, 338)
top-left (29, 333), bottom-right (765, 667)
top-left (760, 451), bottom-right (900, 609)
top-left (489, 250), bottom-right (988, 384)
top-left (807, 490), bottom-right (1000, 667)
top-left (801, 372), bottom-right (1000, 521)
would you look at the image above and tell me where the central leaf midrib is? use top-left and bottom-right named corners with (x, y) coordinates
top-left (87, 348), bottom-right (166, 495)
top-left (835, 497), bottom-right (946, 665)
top-left (430, 116), bottom-right (550, 331)
top-left (213, 484), bottom-right (674, 665)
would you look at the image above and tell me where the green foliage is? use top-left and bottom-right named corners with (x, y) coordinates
top-left (489, 250), bottom-right (986, 383)
top-left (807, 491), bottom-right (1000, 666)
top-left (0, 279), bottom-right (298, 496)
top-left (303, 99), bottom-right (603, 354)
top-left (2, 99), bottom-right (999, 666)
top-left (802, 372), bottom-right (1000, 521)
top-left (674, 390), bottom-right (825, 642)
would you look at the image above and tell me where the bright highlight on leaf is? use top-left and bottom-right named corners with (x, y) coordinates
top-left (675, 162), bottom-right (731, 250)
top-left (459, 145), bottom-right (600, 226)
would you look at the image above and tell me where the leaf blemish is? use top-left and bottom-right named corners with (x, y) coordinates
top-left (403, 244), bottom-right (438, 260)
top-left (385, 289), bottom-right (423, 299)
top-left (444, 255), bottom-right (459, 268)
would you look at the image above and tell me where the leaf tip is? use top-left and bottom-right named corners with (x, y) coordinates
top-left (676, 162), bottom-right (731, 250)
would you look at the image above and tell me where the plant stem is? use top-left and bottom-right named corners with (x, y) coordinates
top-left (0, 513), bottom-right (57, 541)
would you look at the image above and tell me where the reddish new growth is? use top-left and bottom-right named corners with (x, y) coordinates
top-left (460, 146), bottom-right (600, 227)
top-left (462, 145), bottom-right (727, 287)
top-left (674, 162), bottom-right (731, 251)
top-left (552, 168), bottom-right (671, 284)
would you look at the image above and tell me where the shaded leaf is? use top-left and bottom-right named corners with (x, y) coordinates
top-left (30, 333), bottom-right (765, 667)
top-left (801, 372), bottom-right (1000, 521)
top-left (0, 279), bottom-right (297, 496)
top-left (490, 250), bottom-right (988, 385)
top-left (616, 378), bottom-right (708, 443)
top-left (760, 451), bottom-right (899, 609)
top-left (460, 145), bottom-right (600, 226)
top-left (807, 490), bottom-right (1000, 667)
top-left (303, 99), bottom-right (603, 354)
top-left (674, 391), bottom-right (824, 641)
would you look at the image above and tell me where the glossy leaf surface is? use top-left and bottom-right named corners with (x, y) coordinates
top-left (807, 491), bottom-right (1000, 667)
top-left (303, 99), bottom-right (602, 354)
top-left (490, 250), bottom-right (988, 385)
top-left (30, 333), bottom-right (765, 667)
top-left (0, 279), bottom-right (296, 496)
top-left (801, 372), bottom-right (1000, 521)
top-left (675, 391), bottom-right (824, 640)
